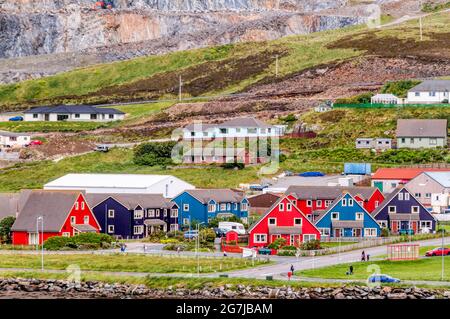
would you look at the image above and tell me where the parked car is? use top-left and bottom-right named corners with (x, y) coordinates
top-left (28, 140), bottom-right (43, 146)
top-left (249, 184), bottom-right (269, 191)
top-left (213, 227), bottom-right (228, 238)
top-left (218, 222), bottom-right (246, 235)
top-left (425, 247), bottom-right (450, 257)
top-left (184, 230), bottom-right (199, 240)
top-left (368, 274), bottom-right (400, 283)
top-left (95, 145), bottom-right (109, 152)
top-left (8, 116), bottom-right (23, 122)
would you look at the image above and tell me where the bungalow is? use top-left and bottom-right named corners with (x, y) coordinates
top-left (11, 190), bottom-right (100, 245)
top-left (315, 192), bottom-right (381, 238)
top-left (407, 80), bottom-right (450, 104)
top-left (23, 105), bottom-right (125, 122)
top-left (396, 119), bottom-right (448, 149)
top-left (172, 189), bottom-right (249, 226)
top-left (372, 187), bottom-right (436, 234)
top-left (371, 167), bottom-right (450, 193)
top-left (248, 195), bottom-right (321, 248)
top-left (86, 193), bottom-right (179, 240)
top-left (405, 171), bottom-right (450, 212)
top-left (0, 131), bottom-right (31, 148)
top-left (285, 185), bottom-right (385, 220)
top-left (355, 138), bottom-right (392, 150)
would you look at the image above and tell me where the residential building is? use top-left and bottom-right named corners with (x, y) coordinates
top-left (247, 193), bottom-right (281, 215)
top-left (371, 168), bottom-right (450, 193)
top-left (23, 105), bottom-right (125, 122)
top-left (396, 119), bottom-right (447, 149)
top-left (11, 191), bottom-right (100, 245)
top-left (0, 131), bottom-right (31, 148)
top-left (285, 185), bottom-right (385, 220)
top-left (248, 195), bottom-right (321, 247)
top-left (0, 190), bottom-right (32, 220)
top-left (355, 138), bottom-right (392, 150)
top-left (407, 80), bottom-right (450, 104)
top-left (44, 174), bottom-right (195, 198)
top-left (172, 189), bottom-right (249, 226)
top-left (405, 171), bottom-right (450, 213)
top-left (371, 93), bottom-right (401, 105)
top-left (315, 192), bottom-right (381, 238)
top-left (86, 193), bottom-right (179, 239)
top-left (373, 187), bottom-right (436, 234)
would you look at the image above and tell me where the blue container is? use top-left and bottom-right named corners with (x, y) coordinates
top-left (344, 163), bottom-right (371, 175)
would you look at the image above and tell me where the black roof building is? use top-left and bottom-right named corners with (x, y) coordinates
top-left (24, 105), bottom-right (125, 115)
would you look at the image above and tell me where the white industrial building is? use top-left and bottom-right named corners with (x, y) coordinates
top-left (44, 174), bottom-right (196, 198)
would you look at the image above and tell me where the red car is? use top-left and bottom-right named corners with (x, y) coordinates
top-left (29, 140), bottom-right (43, 146)
top-left (425, 247), bottom-right (450, 257)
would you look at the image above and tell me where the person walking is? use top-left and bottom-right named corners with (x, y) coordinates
top-left (290, 264), bottom-right (295, 273)
top-left (361, 250), bottom-right (366, 262)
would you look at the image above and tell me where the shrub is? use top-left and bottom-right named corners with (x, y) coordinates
top-left (381, 80), bottom-right (421, 98)
top-left (335, 92), bottom-right (374, 104)
top-left (43, 236), bottom-right (71, 250)
top-left (381, 228), bottom-right (390, 237)
top-left (222, 162), bottom-right (245, 170)
top-left (301, 240), bottom-right (321, 250)
top-left (43, 233), bottom-right (113, 250)
top-left (277, 250), bottom-right (296, 256)
top-left (133, 141), bottom-right (177, 166)
top-left (200, 228), bottom-right (216, 243)
top-left (0, 216), bottom-right (16, 244)
top-left (268, 238), bottom-right (286, 250)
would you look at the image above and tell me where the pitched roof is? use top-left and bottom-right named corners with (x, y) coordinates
top-left (372, 93), bottom-right (399, 99)
top-left (331, 220), bottom-right (364, 228)
top-left (247, 193), bottom-right (281, 208)
top-left (372, 187), bottom-right (401, 216)
top-left (184, 189), bottom-right (245, 204)
top-left (72, 224), bottom-right (97, 232)
top-left (86, 193), bottom-right (174, 210)
top-left (11, 190), bottom-right (82, 232)
top-left (0, 190), bottom-right (33, 220)
top-left (285, 185), bottom-right (377, 200)
top-left (24, 105), bottom-right (125, 115)
top-left (0, 131), bottom-right (30, 137)
top-left (372, 168), bottom-right (450, 180)
top-left (409, 80), bottom-right (450, 92)
top-left (268, 226), bottom-right (302, 235)
top-left (396, 119), bottom-right (447, 138)
top-left (423, 171), bottom-right (450, 188)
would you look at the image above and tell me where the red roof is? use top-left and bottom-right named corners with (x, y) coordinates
top-left (372, 168), bottom-right (450, 180)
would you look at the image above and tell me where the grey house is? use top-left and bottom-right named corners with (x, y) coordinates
top-left (396, 119), bottom-right (448, 149)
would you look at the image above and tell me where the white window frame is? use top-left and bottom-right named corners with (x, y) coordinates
top-left (348, 199), bottom-right (354, 206)
top-left (364, 228), bottom-right (377, 237)
top-left (388, 206), bottom-right (396, 213)
top-left (286, 203), bottom-right (292, 211)
top-left (294, 218), bottom-right (302, 226)
top-left (170, 209), bottom-right (178, 218)
top-left (279, 203), bottom-right (285, 211)
top-left (83, 216), bottom-right (89, 224)
top-left (220, 203), bottom-right (226, 211)
top-left (319, 228), bottom-right (330, 236)
top-left (208, 204), bottom-right (216, 212)
top-left (420, 221), bottom-right (432, 228)
top-left (268, 218), bottom-right (277, 226)
top-left (241, 203), bottom-right (248, 211)
top-left (325, 200), bottom-right (332, 207)
top-left (404, 193), bottom-right (410, 200)
top-left (378, 221), bottom-right (388, 228)
top-left (108, 225), bottom-right (114, 233)
top-left (74, 202), bottom-right (79, 210)
top-left (355, 212), bottom-right (364, 221)
top-left (133, 225), bottom-right (144, 235)
top-left (134, 209), bottom-right (144, 219)
top-left (253, 233), bottom-right (267, 243)
top-left (303, 234), bottom-right (316, 242)
top-left (170, 224), bottom-right (179, 231)
top-left (375, 201), bottom-right (379, 207)
top-left (342, 198), bottom-right (347, 206)
top-left (81, 202), bottom-right (85, 210)
top-left (411, 206), bottom-right (419, 214)
top-left (62, 232), bottom-right (71, 237)
top-left (398, 192), bottom-right (403, 200)
top-left (331, 212), bottom-right (339, 220)
top-left (183, 204), bottom-right (189, 211)
top-left (108, 209), bottom-right (115, 218)
top-left (148, 209), bottom-right (155, 217)
top-left (306, 200), bottom-right (312, 207)
top-left (70, 216), bottom-right (76, 224)
top-left (316, 200), bottom-right (322, 207)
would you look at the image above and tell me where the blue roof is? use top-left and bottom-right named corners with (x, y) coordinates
top-left (24, 105), bottom-right (125, 115)
top-left (424, 171), bottom-right (450, 188)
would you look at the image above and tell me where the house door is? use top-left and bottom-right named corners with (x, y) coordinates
top-left (400, 221), bottom-right (409, 230)
top-left (28, 233), bottom-right (38, 245)
top-left (44, 114), bottom-right (50, 121)
top-left (411, 221), bottom-right (417, 234)
top-left (289, 235), bottom-right (295, 246)
top-left (353, 228), bottom-right (362, 237)
top-left (391, 221), bottom-right (398, 233)
top-left (334, 228), bottom-right (341, 237)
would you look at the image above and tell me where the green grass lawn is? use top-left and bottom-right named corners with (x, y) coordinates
top-left (319, 241), bottom-right (359, 249)
top-left (0, 254), bottom-right (268, 274)
top-left (298, 256), bottom-right (450, 281)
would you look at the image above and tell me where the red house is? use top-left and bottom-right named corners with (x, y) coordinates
top-left (285, 186), bottom-right (385, 220)
top-left (11, 190), bottom-right (100, 245)
top-left (248, 195), bottom-right (321, 248)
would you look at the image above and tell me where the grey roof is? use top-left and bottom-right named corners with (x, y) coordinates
top-left (86, 193), bottom-right (174, 210)
top-left (72, 224), bottom-right (97, 232)
top-left (184, 117), bottom-right (274, 131)
top-left (144, 219), bottom-right (167, 226)
top-left (11, 190), bottom-right (83, 232)
top-left (268, 226), bottom-right (302, 235)
top-left (184, 189), bottom-right (245, 204)
top-left (423, 171), bottom-right (450, 188)
top-left (0, 190), bottom-right (32, 220)
top-left (409, 80), bottom-right (450, 92)
top-left (24, 105), bottom-right (125, 115)
top-left (388, 213), bottom-right (420, 221)
top-left (396, 119), bottom-right (447, 138)
top-left (0, 131), bottom-right (30, 137)
top-left (372, 188), bottom-right (401, 216)
top-left (286, 186), bottom-right (377, 200)
top-left (332, 220), bottom-right (364, 228)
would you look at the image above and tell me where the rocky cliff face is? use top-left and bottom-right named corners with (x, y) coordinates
top-left (0, 0), bottom-right (367, 83)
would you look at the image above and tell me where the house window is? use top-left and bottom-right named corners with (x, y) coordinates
top-left (81, 202), bottom-right (85, 210)
top-left (331, 212), bottom-right (339, 220)
top-left (268, 218), bottom-right (276, 226)
top-left (388, 206), bottom-right (396, 213)
top-left (316, 200), bottom-right (322, 207)
top-left (241, 203), bottom-right (248, 211)
top-left (170, 209), bottom-right (178, 218)
top-left (303, 234), bottom-right (316, 242)
top-left (219, 128), bottom-right (228, 134)
top-left (279, 203), bottom-right (285, 211)
top-left (148, 209), bottom-right (155, 217)
top-left (430, 138), bottom-right (437, 145)
top-left (404, 193), bottom-right (410, 200)
top-left (70, 216), bottom-right (76, 224)
top-left (208, 204), bottom-right (216, 212)
top-left (260, 128), bottom-right (266, 134)
top-left (227, 203), bottom-right (231, 210)
top-left (355, 213), bottom-right (363, 221)
top-left (62, 232), bottom-right (70, 237)
top-left (164, 209), bottom-right (168, 217)
top-left (425, 193), bottom-right (432, 198)
top-left (254, 234), bottom-right (267, 243)
top-left (220, 203), bottom-right (226, 211)
top-left (415, 92), bottom-right (420, 97)
top-left (33, 114), bottom-right (38, 119)
top-left (109, 114), bottom-right (114, 119)
top-left (235, 128), bottom-right (241, 133)
top-left (378, 221), bottom-right (388, 228)
top-left (108, 225), bottom-right (114, 233)
top-left (410, 138), bottom-right (414, 144)
top-left (83, 216), bottom-right (89, 224)
top-left (234, 203), bottom-right (238, 210)
top-left (108, 209), bottom-right (115, 218)
top-left (183, 218), bottom-right (190, 225)
top-left (90, 114), bottom-right (98, 120)
top-left (75, 114), bottom-right (80, 118)
top-left (190, 132), bottom-right (195, 137)
top-left (306, 200), bottom-right (312, 207)
top-left (134, 210), bottom-right (144, 219)
top-left (183, 204), bottom-right (189, 211)
top-left (411, 206), bottom-right (419, 214)
top-left (247, 128), bottom-right (257, 134)
top-left (203, 132), bottom-right (208, 137)
top-left (74, 202), bottom-right (79, 210)
top-left (294, 218), bottom-right (302, 226)
top-left (398, 192), bottom-right (403, 200)
top-left (286, 203), bottom-right (292, 211)
top-left (348, 199), bottom-right (354, 206)
top-left (415, 193), bottom-right (421, 198)
top-left (429, 91), bottom-right (436, 97)
top-left (156, 209), bottom-right (160, 217)
top-left (391, 183), bottom-right (397, 188)
top-left (133, 225), bottom-right (144, 235)
top-left (420, 221), bottom-right (432, 228)
top-left (375, 201), bottom-right (379, 207)
top-left (319, 228), bottom-right (330, 236)
top-left (342, 198), bottom-right (347, 206)
top-left (170, 224), bottom-right (179, 231)
top-left (325, 200), bottom-right (332, 207)
top-left (364, 228), bottom-right (377, 237)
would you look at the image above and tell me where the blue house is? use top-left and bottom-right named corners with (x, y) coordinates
top-left (373, 187), bottom-right (436, 234)
top-left (87, 194), bottom-right (179, 239)
top-left (172, 189), bottom-right (249, 227)
top-left (315, 192), bottom-right (381, 238)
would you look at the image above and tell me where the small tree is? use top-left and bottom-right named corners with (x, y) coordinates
top-left (0, 216), bottom-right (15, 244)
top-left (268, 238), bottom-right (286, 249)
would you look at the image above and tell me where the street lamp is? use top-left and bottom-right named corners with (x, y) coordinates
top-left (196, 222), bottom-right (205, 277)
top-left (36, 216), bottom-right (44, 271)
top-left (441, 221), bottom-right (445, 281)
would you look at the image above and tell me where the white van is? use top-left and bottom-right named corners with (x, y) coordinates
top-left (218, 222), bottom-right (246, 235)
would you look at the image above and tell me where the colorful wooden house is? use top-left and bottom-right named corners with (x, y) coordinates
top-left (11, 190), bottom-right (100, 245)
top-left (372, 187), bottom-right (436, 234)
top-left (314, 192), bottom-right (381, 238)
top-left (87, 193), bottom-right (179, 240)
top-left (285, 186), bottom-right (385, 220)
top-left (248, 195), bottom-right (321, 248)
top-left (172, 189), bottom-right (249, 226)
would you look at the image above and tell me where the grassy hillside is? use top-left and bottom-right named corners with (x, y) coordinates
top-left (1, 11), bottom-right (447, 109)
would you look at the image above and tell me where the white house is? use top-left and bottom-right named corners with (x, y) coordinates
top-left (371, 94), bottom-right (402, 105)
top-left (44, 174), bottom-right (196, 198)
top-left (407, 80), bottom-right (450, 104)
top-left (24, 105), bottom-right (125, 122)
top-left (396, 119), bottom-right (448, 149)
top-left (182, 117), bottom-right (283, 140)
top-left (0, 131), bottom-right (31, 148)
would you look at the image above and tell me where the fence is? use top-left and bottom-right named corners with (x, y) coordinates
top-left (334, 103), bottom-right (450, 109)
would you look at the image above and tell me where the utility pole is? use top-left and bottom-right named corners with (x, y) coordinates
top-left (419, 0), bottom-right (423, 41)
top-left (179, 75), bottom-right (182, 102)
top-left (275, 55), bottom-right (279, 77)
top-left (442, 221), bottom-right (445, 281)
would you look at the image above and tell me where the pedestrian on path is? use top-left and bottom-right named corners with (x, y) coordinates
top-left (287, 271), bottom-right (292, 281)
top-left (367, 254), bottom-right (370, 261)
top-left (361, 250), bottom-right (366, 262)
top-left (290, 264), bottom-right (295, 273)
top-left (143, 244), bottom-right (146, 253)
top-left (177, 246), bottom-right (181, 255)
